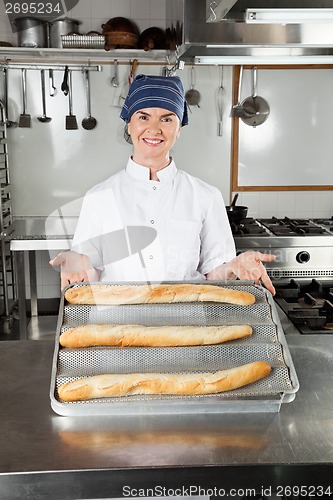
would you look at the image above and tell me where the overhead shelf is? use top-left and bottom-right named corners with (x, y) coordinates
top-left (0, 47), bottom-right (175, 65)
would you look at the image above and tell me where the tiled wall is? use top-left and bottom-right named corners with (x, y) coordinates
top-left (33, 250), bottom-right (62, 300)
top-left (236, 191), bottom-right (333, 220)
top-left (0, 0), bottom-right (166, 44)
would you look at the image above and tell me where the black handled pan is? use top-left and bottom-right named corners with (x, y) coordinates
top-left (225, 194), bottom-right (248, 224)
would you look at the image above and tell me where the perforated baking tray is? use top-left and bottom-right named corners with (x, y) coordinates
top-left (50, 281), bottom-right (299, 415)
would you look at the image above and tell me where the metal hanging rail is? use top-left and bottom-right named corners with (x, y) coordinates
top-left (0, 63), bottom-right (102, 72)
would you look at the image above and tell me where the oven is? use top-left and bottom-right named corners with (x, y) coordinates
top-left (233, 216), bottom-right (333, 335)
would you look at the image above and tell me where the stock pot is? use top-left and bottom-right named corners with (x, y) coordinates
top-left (49, 17), bottom-right (80, 48)
top-left (15, 17), bottom-right (48, 47)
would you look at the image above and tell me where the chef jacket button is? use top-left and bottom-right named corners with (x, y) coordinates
top-left (152, 186), bottom-right (157, 190)
top-left (150, 219), bottom-right (154, 224)
top-left (149, 255), bottom-right (154, 259)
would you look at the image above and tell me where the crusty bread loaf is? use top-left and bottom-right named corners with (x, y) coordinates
top-left (57, 361), bottom-right (271, 401)
top-left (59, 324), bottom-right (253, 348)
top-left (64, 283), bottom-right (255, 306)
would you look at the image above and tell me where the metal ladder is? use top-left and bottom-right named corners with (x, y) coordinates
top-left (0, 100), bottom-right (17, 334)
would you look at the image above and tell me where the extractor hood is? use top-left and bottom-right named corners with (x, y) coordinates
top-left (167, 0), bottom-right (333, 64)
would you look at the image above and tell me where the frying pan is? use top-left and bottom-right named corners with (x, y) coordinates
top-left (225, 194), bottom-right (248, 224)
top-left (240, 67), bottom-right (270, 127)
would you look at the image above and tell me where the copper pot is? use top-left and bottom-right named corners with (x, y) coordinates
top-left (101, 17), bottom-right (139, 50)
top-left (101, 16), bottom-right (138, 34)
top-left (104, 31), bottom-right (138, 50)
top-left (138, 27), bottom-right (166, 51)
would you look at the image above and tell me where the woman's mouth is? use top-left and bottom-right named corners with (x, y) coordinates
top-left (143, 138), bottom-right (163, 145)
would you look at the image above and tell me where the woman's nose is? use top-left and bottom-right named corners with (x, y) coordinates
top-left (147, 121), bottom-right (161, 134)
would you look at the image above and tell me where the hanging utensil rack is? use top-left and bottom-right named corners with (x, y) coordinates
top-left (0, 63), bottom-right (102, 72)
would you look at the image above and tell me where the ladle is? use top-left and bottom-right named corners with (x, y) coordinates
top-left (37, 70), bottom-right (52, 123)
top-left (111, 59), bottom-right (119, 87)
top-left (82, 70), bottom-right (97, 130)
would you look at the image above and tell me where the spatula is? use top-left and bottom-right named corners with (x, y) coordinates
top-left (18, 68), bottom-right (31, 128)
top-left (65, 69), bottom-right (78, 130)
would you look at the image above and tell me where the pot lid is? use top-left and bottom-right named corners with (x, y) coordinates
top-left (50, 17), bottom-right (81, 25)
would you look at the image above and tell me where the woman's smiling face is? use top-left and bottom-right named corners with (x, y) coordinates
top-left (127, 108), bottom-right (181, 166)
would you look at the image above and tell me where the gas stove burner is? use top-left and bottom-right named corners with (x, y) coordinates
top-left (312, 216), bottom-right (333, 224)
top-left (311, 216), bottom-right (333, 232)
top-left (274, 279), bottom-right (333, 334)
top-left (287, 305), bottom-right (333, 331)
top-left (230, 218), bottom-right (269, 237)
top-left (258, 216), bottom-right (332, 236)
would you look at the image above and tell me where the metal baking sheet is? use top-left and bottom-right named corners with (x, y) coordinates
top-left (50, 281), bottom-right (299, 415)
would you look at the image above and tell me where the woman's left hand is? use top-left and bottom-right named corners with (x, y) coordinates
top-left (207, 251), bottom-right (276, 295)
top-left (226, 251), bottom-right (276, 295)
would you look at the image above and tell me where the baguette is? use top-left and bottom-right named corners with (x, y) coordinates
top-left (64, 283), bottom-right (255, 306)
top-left (57, 361), bottom-right (271, 401)
top-left (59, 324), bottom-right (253, 348)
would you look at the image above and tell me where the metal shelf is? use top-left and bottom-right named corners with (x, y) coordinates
top-left (0, 100), bottom-right (17, 333)
top-left (0, 47), bottom-right (174, 65)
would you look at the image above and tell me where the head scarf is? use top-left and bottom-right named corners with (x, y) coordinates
top-left (120, 74), bottom-right (189, 126)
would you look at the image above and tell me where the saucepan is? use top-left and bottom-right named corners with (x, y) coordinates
top-left (240, 67), bottom-right (270, 127)
top-left (225, 194), bottom-right (248, 224)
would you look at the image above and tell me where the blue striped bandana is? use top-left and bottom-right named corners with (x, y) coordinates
top-left (120, 74), bottom-right (189, 126)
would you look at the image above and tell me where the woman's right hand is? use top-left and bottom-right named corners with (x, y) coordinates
top-left (49, 250), bottom-right (99, 289)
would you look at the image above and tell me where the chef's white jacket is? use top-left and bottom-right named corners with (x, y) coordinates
top-left (71, 158), bottom-right (236, 282)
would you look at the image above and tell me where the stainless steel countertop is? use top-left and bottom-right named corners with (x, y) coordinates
top-left (4, 216), bottom-right (76, 239)
top-left (0, 330), bottom-right (332, 499)
top-left (3, 216), bottom-right (75, 251)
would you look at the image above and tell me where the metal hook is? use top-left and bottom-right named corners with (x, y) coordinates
top-left (209, 0), bottom-right (218, 21)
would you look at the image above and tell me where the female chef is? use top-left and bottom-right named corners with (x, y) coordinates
top-left (50, 74), bottom-right (275, 294)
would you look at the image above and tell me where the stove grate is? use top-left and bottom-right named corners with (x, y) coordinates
top-left (274, 278), bottom-right (333, 334)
